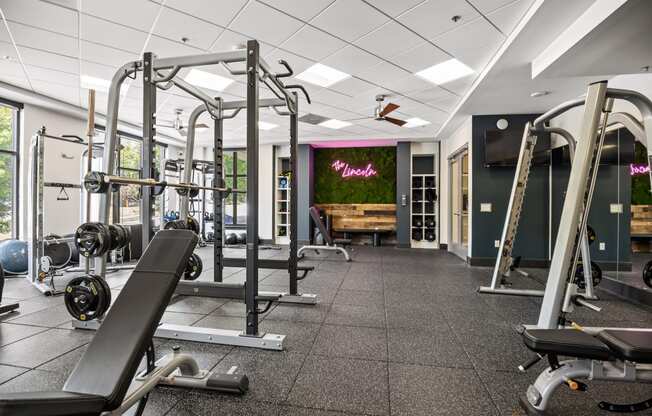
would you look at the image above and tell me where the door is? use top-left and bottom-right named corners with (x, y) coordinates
top-left (449, 149), bottom-right (469, 259)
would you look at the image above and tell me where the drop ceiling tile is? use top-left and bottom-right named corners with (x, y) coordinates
top-left (153, 7), bottom-right (222, 50)
top-left (486, 0), bottom-right (534, 35)
top-left (83, 0), bottom-right (161, 32)
top-left (163, 0), bottom-right (248, 27)
top-left (467, 0), bottom-right (520, 14)
top-left (80, 61), bottom-right (119, 80)
top-left (427, 95), bottom-right (459, 113)
top-left (260, 0), bottom-right (335, 21)
top-left (5, 22), bottom-right (78, 57)
top-left (263, 49), bottom-right (314, 77)
top-left (1, 0), bottom-right (78, 37)
top-left (31, 79), bottom-right (80, 104)
top-left (280, 25), bottom-right (346, 61)
top-left (390, 41), bottom-right (450, 73)
top-left (410, 86), bottom-right (457, 103)
top-left (321, 45), bottom-right (384, 77)
top-left (228, 2), bottom-right (304, 46)
top-left (432, 17), bottom-right (503, 71)
top-left (25, 65), bottom-right (79, 87)
top-left (329, 77), bottom-right (375, 96)
top-left (440, 76), bottom-right (474, 95)
top-left (81, 15), bottom-right (148, 54)
top-left (311, 0), bottom-right (388, 42)
top-left (355, 20), bottom-right (422, 61)
top-left (146, 35), bottom-right (204, 58)
top-left (382, 75), bottom-right (433, 96)
top-left (15, 46), bottom-right (78, 74)
top-left (0, 61), bottom-right (27, 80)
top-left (80, 41), bottom-right (139, 67)
top-left (355, 61), bottom-right (408, 86)
top-left (364, 0), bottom-right (425, 17)
top-left (398, 0), bottom-right (480, 41)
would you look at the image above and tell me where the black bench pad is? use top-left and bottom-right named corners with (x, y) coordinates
top-left (0, 391), bottom-right (106, 416)
top-left (522, 329), bottom-right (613, 361)
top-left (598, 330), bottom-right (652, 364)
top-left (333, 238), bottom-right (352, 245)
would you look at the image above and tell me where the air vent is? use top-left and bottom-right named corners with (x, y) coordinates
top-left (298, 113), bottom-right (330, 125)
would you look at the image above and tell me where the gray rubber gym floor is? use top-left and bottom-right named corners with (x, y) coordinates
top-left (1, 246), bottom-right (651, 415)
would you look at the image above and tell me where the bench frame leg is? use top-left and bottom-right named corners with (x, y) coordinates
top-left (298, 245), bottom-right (351, 262)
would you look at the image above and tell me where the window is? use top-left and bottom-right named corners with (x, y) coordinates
top-left (224, 150), bottom-right (247, 226)
top-left (0, 103), bottom-right (20, 240)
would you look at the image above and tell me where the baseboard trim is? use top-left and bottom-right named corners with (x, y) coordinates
top-left (439, 243), bottom-right (448, 250)
top-left (468, 257), bottom-right (550, 268)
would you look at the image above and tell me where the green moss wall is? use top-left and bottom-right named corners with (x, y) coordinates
top-left (632, 142), bottom-right (652, 205)
top-left (314, 147), bottom-right (396, 204)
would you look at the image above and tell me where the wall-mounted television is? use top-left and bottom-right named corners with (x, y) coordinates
top-left (484, 128), bottom-right (551, 167)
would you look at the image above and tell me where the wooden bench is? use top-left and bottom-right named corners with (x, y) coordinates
top-left (315, 204), bottom-right (396, 246)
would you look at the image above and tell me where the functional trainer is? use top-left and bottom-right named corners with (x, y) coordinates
top-left (298, 206), bottom-right (352, 262)
top-left (0, 230), bottom-right (247, 416)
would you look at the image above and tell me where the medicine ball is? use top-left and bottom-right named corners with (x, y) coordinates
top-left (412, 229), bottom-right (423, 241)
top-left (0, 240), bottom-right (28, 274)
top-left (425, 230), bottom-right (436, 242)
top-left (225, 233), bottom-right (238, 245)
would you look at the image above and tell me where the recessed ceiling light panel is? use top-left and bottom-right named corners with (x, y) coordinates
top-left (258, 121), bottom-right (278, 131)
top-left (184, 69), bottom-right (234, 91)
top-left (296, 63), bottom-right (350, 88)
top-left (319, 119), bottom-right (352, 129)
top-left (415, 59), bottom-right (474, 85)
top-left (404, 117), bottom-right (431, 128)
top-left (80, 75), bottom-right (111, 92)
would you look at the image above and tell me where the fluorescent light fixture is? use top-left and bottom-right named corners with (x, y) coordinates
top-left (319, 119), bottom-right (352, 129)
top-left (415, 59), bottom-right (474, 85)
top-left (184, 69), bottom-right (234, 91)
top-left (258, 121), bottom-right (278, 131)
top-left (404, 117), bottom-right (431, 128)
top-left (295, 63), bottom-right (350, 87)
top-left (196, 125), bottom-right (209, 131)
top-left (81, 75), bottom-right (111, 92)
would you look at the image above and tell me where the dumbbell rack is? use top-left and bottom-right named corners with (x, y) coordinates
top-left (411, 173), bottom-right (438, 248)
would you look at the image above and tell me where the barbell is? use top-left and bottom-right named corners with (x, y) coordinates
top-left (83, 171), bottom-right (245, 197)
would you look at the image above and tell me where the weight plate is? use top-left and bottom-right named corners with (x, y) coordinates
top-left (94, 275), bottom-right (112, 318)
top-left (186, 217), bottom-right (200, 234)
top-left (83, 171), bottom-right (109, 194)
top-left (184, 253), bottom-right (203, 280)
top-left (643, 260), bottom-right (652, 288)
top-left (576, 261), bottom-right (602, 289)
top-left (586, 225), bottom-right (597, 245)
top-left (64, 275), bottom-right (107, 321)
top-left (75, 222), bottom-right (112, 258)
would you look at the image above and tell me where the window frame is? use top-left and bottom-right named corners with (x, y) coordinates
top-left (224, 149), bottom-right (247, 228)
top-left (0, 98), bottom-right (22, 240)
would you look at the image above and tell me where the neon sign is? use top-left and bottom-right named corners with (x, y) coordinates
top-left (331, 160), bottom-right (378, 178)
top-left (630, 163), bottom-right (650, 176)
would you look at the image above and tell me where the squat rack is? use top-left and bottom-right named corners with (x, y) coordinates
top-left (77, 40), bottom-right (307, 350)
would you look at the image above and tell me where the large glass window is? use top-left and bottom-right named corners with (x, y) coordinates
top-left (224, 150), bottom-right (247, 226)
top-left (0, 103), bottom-right (20, 240)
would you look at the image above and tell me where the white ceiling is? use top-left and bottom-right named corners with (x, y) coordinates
top-left (0, 0), bottom-right (536, 146)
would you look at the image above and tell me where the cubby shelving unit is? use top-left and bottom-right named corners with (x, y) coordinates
top-left (411, 153), bottom-right (439, 249)
top-left (275, 157), bottom-right (291, 244)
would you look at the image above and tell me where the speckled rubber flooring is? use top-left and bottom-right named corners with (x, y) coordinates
top-left (0, 245), bottom-right (651, 415)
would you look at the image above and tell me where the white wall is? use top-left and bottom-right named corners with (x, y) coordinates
top-left (258, 144), bottom-right (274, 240)
top-left (439, 116), bottom-right (472, 251)
top-left (19, 104), bottom-right (87, 239)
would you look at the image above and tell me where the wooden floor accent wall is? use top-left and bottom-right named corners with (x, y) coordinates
top-left (315, 204), bottom-right (397, 231)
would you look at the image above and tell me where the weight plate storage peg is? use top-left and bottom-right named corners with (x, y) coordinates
top-left (75, 222), bottom-right (112, 257)
top-left (184, 253), bottom-right (203, 280)
top-left (64, 275), bottom-right (109, 321)
top-left (643, 260), bottom-right (652, 288)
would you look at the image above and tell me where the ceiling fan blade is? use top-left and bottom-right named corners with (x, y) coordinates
top-left (383, 116), bottom-right (407, 127)
top-left (379, 102), bottom-right (400, 117)
top-left (195, 123), bottom-right (209, 129)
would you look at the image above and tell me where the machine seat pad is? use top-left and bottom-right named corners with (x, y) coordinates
top-left (598, 330), bottom-right (652, 363)
top-left (0, 391), bottom-right (106, 416)
top-left (522, 329), bottom-right (613, 361)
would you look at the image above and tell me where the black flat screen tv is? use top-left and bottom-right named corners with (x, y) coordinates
top-left (484, 128), bottom-right (551, 167)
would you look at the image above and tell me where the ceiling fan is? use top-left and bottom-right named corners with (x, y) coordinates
top-left (348, 95), bottom-right (407, 127)
top-left (155, 108), bottom-right (209, 136)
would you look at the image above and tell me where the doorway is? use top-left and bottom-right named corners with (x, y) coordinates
top-left (449, 148), bottom-right (469, 260)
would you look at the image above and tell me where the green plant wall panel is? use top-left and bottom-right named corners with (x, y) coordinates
top-left (314, 146), bottom-right (396, 204)
top-left (632, 141), bottom-right (652, 205)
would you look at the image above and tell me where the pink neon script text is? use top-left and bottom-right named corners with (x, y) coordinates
top-left (630, 163), bottom-right (650, 176)
top-left (331, 160), bottom-right (378, 178)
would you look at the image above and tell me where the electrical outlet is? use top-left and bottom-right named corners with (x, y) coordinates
top-left (481, 203), bottom-right (492, 213)
top-left (610, 203), bottom-right (623, 214)
top-left (599, 242), bottom-right (606, 251)
top-left (495, 240), bottom-right (500, 248)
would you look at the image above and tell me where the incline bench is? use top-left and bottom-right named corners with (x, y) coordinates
top-left (298, 206), bottom-right (351, 261)
top-left (0, 230), bottom-right (247, 416)
top-left (518, 328), bottom-right (652, 415)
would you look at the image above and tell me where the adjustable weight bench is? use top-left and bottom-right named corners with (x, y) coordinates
top-left (518, 328), bottom-right (652, 415)
top-left (0, 230), bottom-right (247, 416)
top-left (298, 206), bottom-right (351, 262)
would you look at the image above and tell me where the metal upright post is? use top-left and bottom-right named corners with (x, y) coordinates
top-left (537, 81), bottom-right (608, 329)
top-left (214, 99), bottom-right (224, 283)
top-left (289, 93), bottom-right (299, 295)
top-left (141, 52), bottom-right (157, 246)
top-left (245, 40), bottom-right (260, 336)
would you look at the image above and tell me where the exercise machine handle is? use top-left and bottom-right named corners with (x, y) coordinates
top-left (276, 60), bottom-right (293, 78)
top-left (285, 84), bottom-right (311, 104)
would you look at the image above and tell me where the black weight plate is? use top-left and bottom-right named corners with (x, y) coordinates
top-left (586, 225), bottom-right (597, 245)
top-left (65, 276), bottom-right (102, 321)
top-left (75, 222), bottom-right (111, 258)
top-left (186, 217), bottom-right (200, 234)
top-left (576, 261), bottom-right (602, 289)
top-left (164, 219), bottom-right (185, 230)
top-left (108, 225), bottom-right (121, 251)
top-left (83, 171), bottom-right (109, 193)
top-left (643, 260), bottom-right (652, 288)
top-left (184, 253), bottom-right (203, 280)
top-left (93, 275), bottom-right (111, 319)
